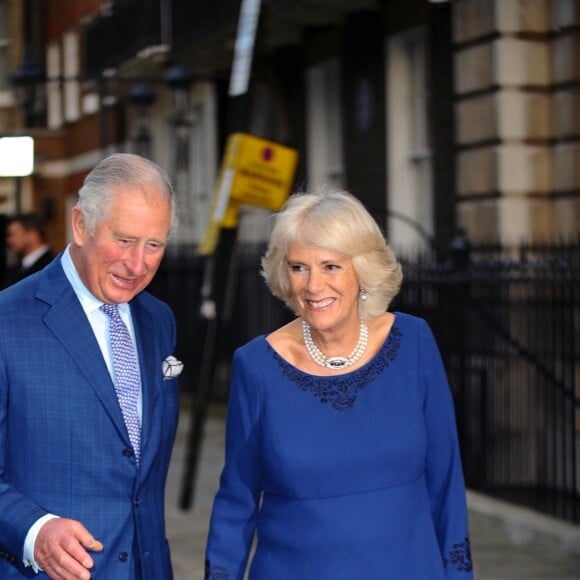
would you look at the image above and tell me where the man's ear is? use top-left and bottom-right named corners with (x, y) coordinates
top-left (70, 206), bottom-right (87, 246)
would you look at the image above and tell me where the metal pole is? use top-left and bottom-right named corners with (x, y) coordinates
top-left (178, 228), bottom-right (238, 510)
top-left (178, 254), bottom-right (217, 510)
top-left (177, 0), bottom-right (266, 512)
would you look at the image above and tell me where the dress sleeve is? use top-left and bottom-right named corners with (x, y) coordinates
top-left (205, 346), bottom-right (263, 580)
top-left (419, 320), bottom-right (474, 578)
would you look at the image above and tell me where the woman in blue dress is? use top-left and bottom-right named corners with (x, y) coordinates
top-left (205, 189), bottom-right (473, 579)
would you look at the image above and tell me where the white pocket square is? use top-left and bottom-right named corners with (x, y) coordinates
top-left (162, 355), bottom-right (184, 380)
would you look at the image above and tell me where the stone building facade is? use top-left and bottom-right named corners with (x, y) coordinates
top-left (454, 0), bottom-right (579, 245)
top-left (0, 0), bottom-right (578, 253)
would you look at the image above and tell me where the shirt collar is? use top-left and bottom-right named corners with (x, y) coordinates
top-left (60, 245), bottom-right (130, 316)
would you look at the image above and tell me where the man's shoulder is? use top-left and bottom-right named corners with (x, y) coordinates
top-left (134, 290), bottom-right (174, 319)
top-left (0, 257), bottom-right (66, 306)
top-left (0, 271), bottom-right (39, 303)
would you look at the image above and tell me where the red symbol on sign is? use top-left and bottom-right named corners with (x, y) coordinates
top-left (261, 147), bottom-right (274, 162)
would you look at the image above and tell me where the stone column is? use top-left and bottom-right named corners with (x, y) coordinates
top-left (453, 0), bottom-right (579, 245)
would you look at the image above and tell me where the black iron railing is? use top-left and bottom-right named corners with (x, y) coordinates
top-left (394, 242), bottom-right (580, 523)
top-left (150, 239), bottom-right (580, 523)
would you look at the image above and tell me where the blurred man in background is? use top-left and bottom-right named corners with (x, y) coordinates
top-left (3, 212), bottom-right (53, 288)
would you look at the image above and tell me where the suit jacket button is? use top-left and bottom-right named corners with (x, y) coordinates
top-left (122, 448), bottom-right (134, 458)
top-left (133, 497), bottom-right (141, 507)
top-left (119, 552), bottom-right (129, 562)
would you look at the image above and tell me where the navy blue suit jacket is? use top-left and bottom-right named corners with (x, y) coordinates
top-left (0, 255), bottom-right (180, 578)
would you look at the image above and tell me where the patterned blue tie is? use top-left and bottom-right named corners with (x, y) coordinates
top-left (101, 303), bottom-right (141, 463)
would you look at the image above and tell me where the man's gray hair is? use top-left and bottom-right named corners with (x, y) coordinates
top-left (76, 153), bottom-right (176, 235)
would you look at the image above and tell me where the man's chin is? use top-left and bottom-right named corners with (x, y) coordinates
top-left (104, 287), bottom-right (143, 304)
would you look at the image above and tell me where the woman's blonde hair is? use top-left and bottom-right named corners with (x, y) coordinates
top-left (261, 188), bottom-right (403, 318)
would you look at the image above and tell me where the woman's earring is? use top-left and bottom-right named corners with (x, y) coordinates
top-left (360, 286), bottom-right (368, 301)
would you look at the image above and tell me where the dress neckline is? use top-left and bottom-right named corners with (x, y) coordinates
top-left (265, 320), bottom-right (403, 411)
top-left (265, 313), bottom-right (400, 380)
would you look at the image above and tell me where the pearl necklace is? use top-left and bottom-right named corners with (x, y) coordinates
top-left (302, 319), bottom-right (369, 370)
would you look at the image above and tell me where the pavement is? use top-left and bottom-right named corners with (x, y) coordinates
top-left (165, 406), bottom-right (580, 580)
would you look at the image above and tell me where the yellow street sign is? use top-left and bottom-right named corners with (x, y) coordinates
top-left (227, 132), bottom-right (298, 211)
top-left (198, 133), bottom-right (299, 255)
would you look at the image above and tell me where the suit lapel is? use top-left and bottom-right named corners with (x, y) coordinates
top-left (37, 259), bottom-right (130, 445)
top-left (130, 297), bottom-right (160, 465)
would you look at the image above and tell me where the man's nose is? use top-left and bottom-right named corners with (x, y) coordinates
top-left (124, 245), bottom-right (147, 275)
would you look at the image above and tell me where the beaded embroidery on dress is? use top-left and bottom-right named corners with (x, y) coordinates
top-left (443, 537), bottom-right (473, 572)
top-left (205, 560), bottom-right (230, 580)
top-left (270, 325), bottom-right (403, 411)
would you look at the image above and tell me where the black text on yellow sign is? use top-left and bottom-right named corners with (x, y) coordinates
top-left (198, 133), bottom-right (299, 255)
top-left (228, 133), bottom-right (298, 211)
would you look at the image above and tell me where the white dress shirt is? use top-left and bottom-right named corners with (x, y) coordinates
top-left (23, 245), bottom-right (143, 570)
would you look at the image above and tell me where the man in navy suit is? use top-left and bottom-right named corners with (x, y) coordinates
top-left (3, 212), bottom-right (54, 289)
top-left (0, 153), bottom-right (182, 579)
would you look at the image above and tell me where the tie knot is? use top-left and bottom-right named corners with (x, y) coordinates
top-left (101, 303), bottom-right (120, 320)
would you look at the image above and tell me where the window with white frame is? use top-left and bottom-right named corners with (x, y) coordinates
top-left (63, 30), bottom-right (80, 123)
top-left (189, 84), bottom-right (219, 244)
top-left (306, 58), bottom-right (345, 190)
top-left (386, 26), bottom-right (434, 256)
top-left (47, 42), bottom-right (63, 129)
top-left (169, 82), bottom-right (218, 246)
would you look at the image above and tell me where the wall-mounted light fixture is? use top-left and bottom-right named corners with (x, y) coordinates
top-left (128, 83), bottom-right (156, 158)
top-left (10, 55), bottom-right (46, 127)
top-left (165, 63), bottom-right (193, 118)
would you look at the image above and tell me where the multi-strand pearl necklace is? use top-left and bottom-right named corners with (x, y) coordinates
top-left (302, 319), bottom-right (369, 370)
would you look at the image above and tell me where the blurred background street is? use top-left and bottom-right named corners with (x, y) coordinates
top-left (2, 1), bottom-right (579, 577)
